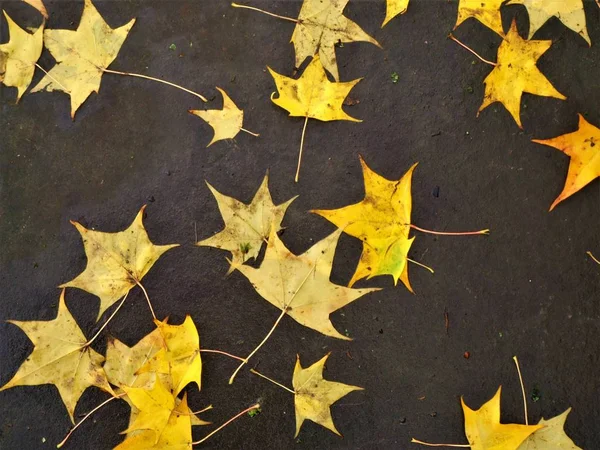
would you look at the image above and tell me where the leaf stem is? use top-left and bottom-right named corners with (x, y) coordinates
top-left (56, 393), bottom-right (126, 448)
top-left (201, 349), bottom-right (245, 362)
top-left (102, 68), bottom-right (208, 102)
top-left (35, 63), bottom-right (69, 92)
top-left (587, 251), bottom-right (600, 265)
top-left (192, 403), bottom-right (261, 445)
top-left (228, 307), bottom-right (288, 384)
top-left (411, 439), bottom-right (470, 448)
top-left (295, 116), bottom-right (309, 182)
top-left (512, 356), bottom-right (528, 425)
top-left (240, 127), bottom-right (260, 137)
top-left (190, 405), bottom-right (214, 415)
top-left (250, 368), bottom-right (295, 394)
top-left (84, 292), bottom-right (129, 347)
top-left (407, 258), bottom-right (434, 274)
top-left (410, 224), bottom-right (489, 236)
top-left (448, 34), bottom-right (497, 66)
top-left (135, 280), bottom-right (156, 320)
top-left (231, 2), bottom-right (299, 23)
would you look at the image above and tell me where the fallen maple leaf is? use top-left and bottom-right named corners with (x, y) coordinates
top-left (136, 316), bottom-right (202, 395)
top-left (60, 205), bottom-right (179, 320)
top-left (31, 0), bottom-right (135, 118)
top-left (383, 0), bottom-right (410, 27)
top-left (293, 353), bottom-right (363, 437)
top-left (517, 408), bottom-right (581, 449)
top-left (506, 0), bottom-right (590, 45)
top-left (455, 0), bottom-right (505, 36)
top-left (532, 114), bottom-right (600, 210)
top-left (0, 11), bottom-right (44, 101)
top-left (269, 55), bottom-right (362, 181)
top-left (23, 0), bottom-right (48, 18)
top-left (0, 289), bottom-right (113, 422)
top-left (197, 174), bottom-right (296, 273)
top-left (189, 87), bottom-right (258, 147)
top-left (479, 20), bottom-right (566, 128)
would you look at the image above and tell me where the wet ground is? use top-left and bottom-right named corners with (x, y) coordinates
top-left (1, 0), bottom-right (599, 448)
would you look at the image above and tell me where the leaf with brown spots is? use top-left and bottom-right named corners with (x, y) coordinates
top-left (0, 289), bottom-right (114, 423)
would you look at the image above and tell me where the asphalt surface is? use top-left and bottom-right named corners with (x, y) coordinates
top-left (1, 0), bottom-right (599, 449)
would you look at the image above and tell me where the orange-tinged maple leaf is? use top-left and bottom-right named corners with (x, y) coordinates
top-left (533, 114), bottom-right (600, 210)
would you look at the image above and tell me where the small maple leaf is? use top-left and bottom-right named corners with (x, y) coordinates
top-left (454, 0), bottom-right (505, 36)
top-left (269, 55), bottom-right (362, 181)
top-left (235, 227), bottom-right (379, 339)
top-left (23, 0), bottom-right (48, 18)
top-left (291, 0), bottom-right (380, 81)
top-left (30, 0), bottom-right (135, 118)
top-left (506, 0), bottom-right (590, 45)
top-left (383, 0), bottom-right (410, 27)
top-left (189, 87), bottom-right (254, 147)
top-left (60, 205), bottom-right (179, 320)
top-left (293, 353), bottom-right (363, 437)
top-left (532, 114), bottom-right (600, 210)
top-left (479, 20), bottom-right (566, 128)
top-left (462, 387), bottom-right (542, 450)
top-left (516, 408), bottom-right (581, 449)
top-left (197, 174), bottom-right (296, 273)
top-left (0, 11), bottom-right (44, 101)
top-left (0, 289), bottom-right (114, 422)
top-left (136, 316), bottom-right (202, 395)
top-left (312, 156), bottom-right (417, 290)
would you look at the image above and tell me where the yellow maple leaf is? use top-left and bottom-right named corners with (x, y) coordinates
top-left (383, 0), bottom-right (410, 27)
top-left (462, 387), bottom-right (543, 450)
top-left (269, 55), bottom-right (362, 181)
top-left (0, 11), bottom-right (44, 101)
top-left (197, 174), bottom-right (296, 273)
top-left (136, 316), bottom-right (202, 396)
top-left (189, 87), bottom-right (256, 147)
top-left (0, 289), bottom-right (113, 422)
top-left (506, 0), bottom-right (590, 45)
top-left (517, 408), bottom-right (581, 449)
top-left (312, 156), bottom-right (417, 290)
top-left (23, 0), bottom-right (48, 18)
top-left (290, 0), bottom-right (380, 81)
top-left (293, 353), bottom-right (362, 437)
top-left (479, 20), bottom-right (566, 128)
top-left (454, 0), bottom-right (505, 36)
top-left (60, 205), bottom-right (179, 320)
top-left (532, 114), bottom-right (600, 210)
top-left (30, 0), bottom-right (135, 118)
top-left (236, 227), bottom-right (379, 340)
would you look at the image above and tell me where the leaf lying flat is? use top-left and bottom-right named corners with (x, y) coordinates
top-left (312, 156), bottom-right (416, 290)
top-left (383, 0), bottom-right (410, 27)
top-left (197, 174), bottom-right (296, 273)
top-left (189, 87), bottom-right (244, 147)
top-left (235, 227), bottom-right (379, 340)
top-left (517, 409), bottom-right (581, 450)
top-left (0, 11), bottom-right (44, 101)
top-left (455, 0), bottom-right (505, 36)
top-left (532, 114), bottom-right (600, 210)
top-left (60, 206), bottom-right (179, 320)
top-left (293, 353), bottom-right (362, 437)
top-left (291, 0), bottom-right (380, 81)
top-left (479, 20), bottom-right (566, 128)
top-left (506, 0), bottom-right (590, 45)
top-left (462, 387), bottom-right (542, 450)
top-left (30, 0), bottom-right (135, 118)
top-left (0, 290), bottom-right (113, 422)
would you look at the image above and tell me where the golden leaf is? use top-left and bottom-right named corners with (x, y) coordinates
top-left (197, 174), bottom-right (296, 273)
top-left (291, 0), bottom-right (380, 81)
top-left (0, 11), bottom-right (44, 101)
top-left (479, 20), bottom-right (566, 128)
top-left (189, 87), bottom-right (245, 147)
top-left (455, 0), bottom-right (505, 35)
top-left (0, 289), bottom-right (113, 422)
top-left (30, 0), bottom-right (135, 118)
top-left (506, 0), bottom-right (590, 45)
top-left (235, 227), bottom-right (379, 340)
top-left (293, 353), bottom-right (362, 437)
top-left (60, 205), bottom-right (179, 320)
top-left (532, 114), bottom-right (600, 210)
top-left (312, 156), bottom-right (417, 290)
top-left (383, 0), bottom-right (410, 27)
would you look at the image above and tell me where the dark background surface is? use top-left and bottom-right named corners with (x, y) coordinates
top-left (1, 0), bottom-right (599, 448)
